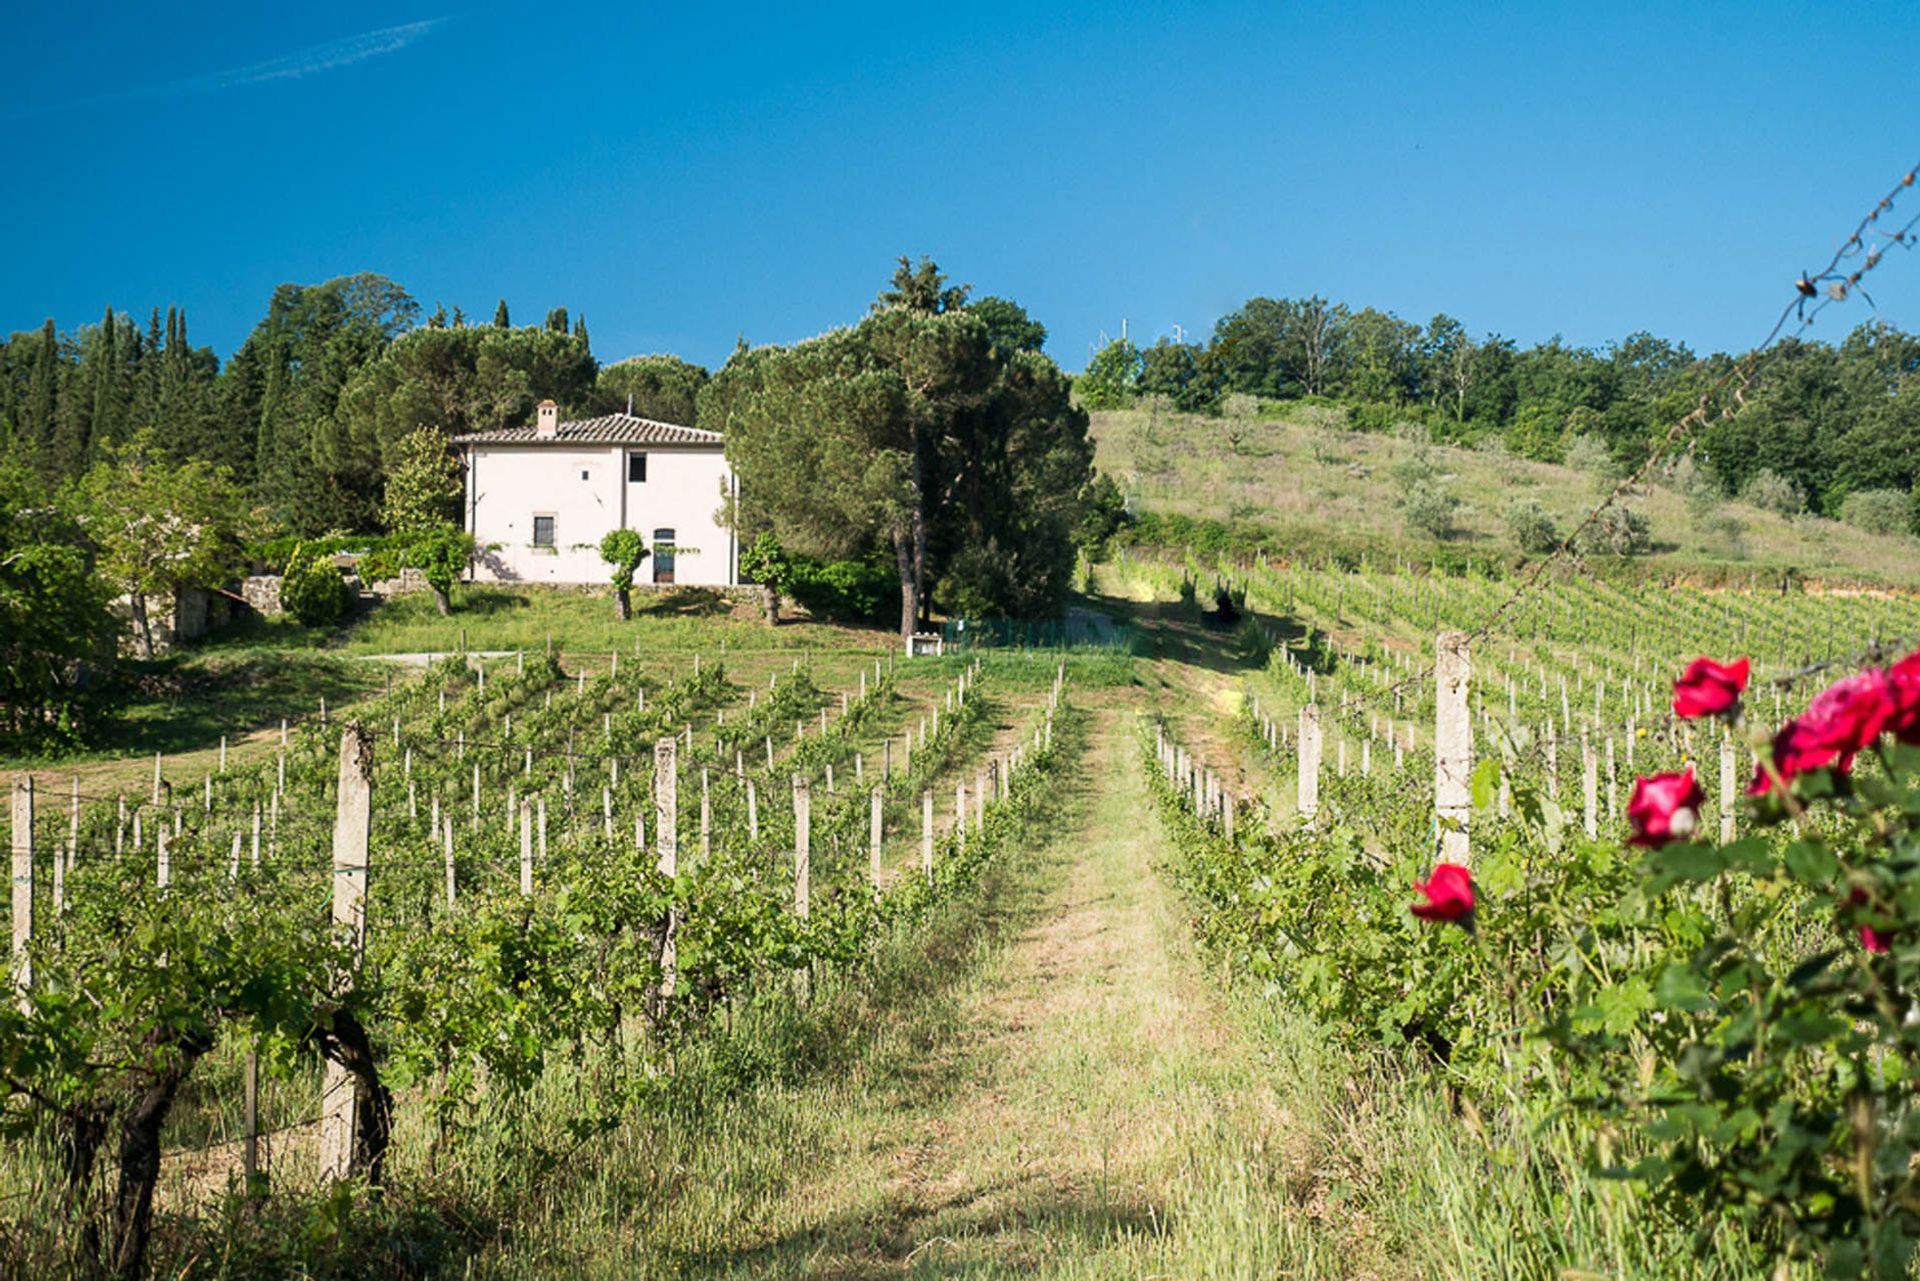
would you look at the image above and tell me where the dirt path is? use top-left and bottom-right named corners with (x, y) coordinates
top-left (695, 705), bottom-right (1311, 1278)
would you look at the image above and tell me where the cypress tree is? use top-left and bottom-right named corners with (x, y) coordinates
top-left (26, 319), bottom-right (58, 474)
top-left (493, 298), bottom-right (510, 328)
top-left (546, 306), bottom-right (568, 334)
top-left (573, 313), bottom-right (589, 351)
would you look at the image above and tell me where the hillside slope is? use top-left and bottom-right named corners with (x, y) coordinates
top-left (1090, 403), bottom-right (1920, 587)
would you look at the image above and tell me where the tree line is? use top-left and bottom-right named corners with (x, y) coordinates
top-left (1080, 296), bottom-right (1920, 529)
top-left (0, 275), bottom-right (708, 535)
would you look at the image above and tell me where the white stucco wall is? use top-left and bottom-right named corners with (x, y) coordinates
top-left (464, 443), bottom-right (737, 586)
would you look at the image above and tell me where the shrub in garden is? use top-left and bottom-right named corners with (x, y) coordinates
top-left (1840, 487), bottom-right (1914, 537)
top-left (281, 547), bottom-right (349, 625)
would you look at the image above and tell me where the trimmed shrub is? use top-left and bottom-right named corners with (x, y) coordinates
top-left (281, 550), bottom-right (349, 626)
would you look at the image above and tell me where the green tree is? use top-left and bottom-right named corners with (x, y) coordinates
top-left (739, 530), bottom-right (797, 622)
top-left (1077, 338), bottom-right (1141, 410)
top-left (76, 433), bottom-right (250, 658)
top-left (0, 463), bottom-right (118, 747)
top-left (592, 354), bottom-right (709, 424)
top-left (379, 425), bottom-right (465, 533)
top-left (705, 267), bottom-right (1093, 641)
top-left (1137, 339), bottom-right (1226, 414)
top-left (335, 324), bottom-right (597, 486)
top-left (493, 298), bottom-right (510, 328)
top-left (873, 255), bottom-right (970, 315)
top-left (598, 528), bottom-right (649, 619)
top-left (401, 522), bottom-right (474, 616)
top-left (967, 296), bottom-right (1048, 355)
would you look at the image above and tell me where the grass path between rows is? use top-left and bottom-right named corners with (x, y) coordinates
top-left (679, 705), bottom-right (1322, 1279)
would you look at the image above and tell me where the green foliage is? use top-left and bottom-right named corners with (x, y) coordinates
top-left (787, 556), bottom-right (899, 624)
top-left (1075, 473), bottom-right (1129, 558)
top-left (592, 354), bottom-right (709, 424)
top-left (965, 296), bottom-right (1048, 355)
top-left (703, 265), bottom-right (1093, 637)
top-left (0, 464), bottom-right (118, 747)
top-left (1504, 498), bottom-right (1560, 554)
top-left (405, 522), bottom-right (475, 605)
top-left (1576, 504), bottom-right (1653, 556)
top-left (1742, 466), bottom-right (1807, 517)
top-left (1840, 487), bottom-right (1914, 537)
top-left (1138, 339), bottom-right (1227, 414)
top-left (75, 431), bottom-right (252, 658)
top-left (280, 546), bottom-right (349, 626)
top-left (738, 531), bottom-right (797, 597)
top-left (1399, 478), bottom-right (1460, 540)
top-left (599, 528), bottom-right (648, 592)
top-left (379, 425), bottom-right (464, 535)
top-left (1563, 433), bottom-right (1615, 477)
top-left (1077, 338), bottom-right (1141, 410)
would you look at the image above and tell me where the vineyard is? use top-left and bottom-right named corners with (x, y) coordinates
top-left (1, 640), bottom-right (1090, 1277)
top-left (6, 563), bottom-right (1920, 1278)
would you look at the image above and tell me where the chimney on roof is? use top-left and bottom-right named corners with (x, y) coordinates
top-left (536, 400), bottom-right (558, 439)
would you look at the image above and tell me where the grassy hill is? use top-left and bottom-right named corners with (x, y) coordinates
top-left (1089, 402), bottom-right (1920, 588)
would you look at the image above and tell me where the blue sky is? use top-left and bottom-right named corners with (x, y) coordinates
top-left (4, 1), bottom-right (1917, 371)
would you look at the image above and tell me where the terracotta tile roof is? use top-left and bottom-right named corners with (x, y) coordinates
top-left (452, 412), bottom-right (722, 446)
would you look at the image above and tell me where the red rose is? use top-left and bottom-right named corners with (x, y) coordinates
top-left (1849, 887), bottom-right (1891, 955)
top-left (1672, 656), bottom-right (1750, 719)
top-left (1748, 718), bottom-right (1842, 795)
top-left (1749, 668), bottom-right (1904, 795)
top-left (1890, 649), bottom-right (1920, 744)
top-left (1411, 862), bottom-right (1474, 924)
top-left (1628, 768), bottom-right (1704, 847)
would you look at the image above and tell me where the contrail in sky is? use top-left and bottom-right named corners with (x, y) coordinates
top-left (5, 18), bottom-right (448, 120)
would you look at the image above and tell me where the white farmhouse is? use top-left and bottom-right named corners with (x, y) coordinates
top-left (454, 400), bottom-right (738, 586)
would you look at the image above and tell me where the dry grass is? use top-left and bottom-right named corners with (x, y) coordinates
top-left (1093, 403), bottom-right (1920, 586)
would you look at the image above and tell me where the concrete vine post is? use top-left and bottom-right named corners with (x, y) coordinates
top-left (10, 778), bottom-right (32, 1010)
top-left (922, 790), bottom-right (934, 882)
top-left (319, 722), bottom-right (373, 1183)
top-left (1297, 704), bottom-right (1322, 823)
top-left (1433, 631), bottom-right (1472, 866)
top-left (655, 738), bottom-right (678, 1004)
top-left (793, 775), bottom-right (811, 920)
top-left (1720, 734), bottom-right (1738, 843)
top-left (869, 787), bottom-right (884, 888)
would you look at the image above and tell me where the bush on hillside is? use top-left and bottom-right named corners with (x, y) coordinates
top-left (1504, 499), bottom-right (1561, 554)
top-left (281, 549), bottom-right (349, 626)
top-left (1401, 479), bottom-right (1461, 540)
top-left (1563, 433), bottom-right (1614, 477)
top-left (1839, 487), bottom-right (1914, 537)
top-left (1575, 503), bottom-right (1651, 556)
top-left (1741, 468), bottom-right (1806, 517)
